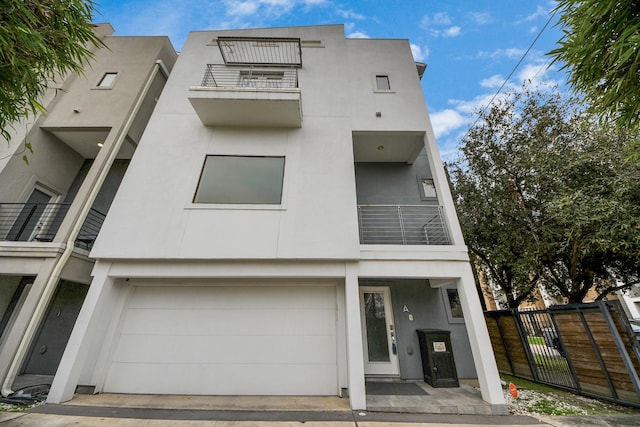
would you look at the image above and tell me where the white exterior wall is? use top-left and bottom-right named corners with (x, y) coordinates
top-left (50, 24), bottom-right (503, 409)
top-left (0, 29), bottom-right (177, 393)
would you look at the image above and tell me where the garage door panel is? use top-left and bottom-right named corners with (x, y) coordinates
top-left (104, 362), bottom-right (338, 395)
top-left (112, 334), bottom-right (337, 365)
top-left (128, 286), bottom-right (336, 310)
top-left (104, 285), bottom-right (338, 396)
top-left (121, 308), bottom-right (336, 336)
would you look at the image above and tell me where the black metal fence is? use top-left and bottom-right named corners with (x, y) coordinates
top-left (0, 203), bottom-right (106, 250)
top-left (485, 301), bottom-right (640, 408)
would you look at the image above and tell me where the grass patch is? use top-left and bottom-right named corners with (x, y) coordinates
top-left (527, 336), bottom-right (546, 345)
top-left (501, 374), bottom-right (640, 416)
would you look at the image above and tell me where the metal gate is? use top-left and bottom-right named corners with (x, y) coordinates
top-left (485, 301), bottom-right (640, 408)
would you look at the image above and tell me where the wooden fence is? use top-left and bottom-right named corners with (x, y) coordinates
top-left (485, 301), bottom-right (640, 407)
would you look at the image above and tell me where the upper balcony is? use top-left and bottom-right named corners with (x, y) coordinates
top-left (0, 203), bottom-right (105, 251)
top-left (189, 37), bottom-right (303, 128)
top-left (358, 204), bottom-right (450, 245)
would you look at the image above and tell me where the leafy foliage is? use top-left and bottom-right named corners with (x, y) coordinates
top-left (0, 0), bottom-right (104, 141)
top-left (450, 88), bottom-right (640, 306)
top-left (550, 0), bottom-right (640, 131)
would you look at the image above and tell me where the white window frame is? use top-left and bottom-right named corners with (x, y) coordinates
top-left (95, 72), bottom-right (119, 89)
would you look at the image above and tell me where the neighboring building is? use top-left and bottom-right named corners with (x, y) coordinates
top-left (619, 285), bottom-right (640, 319)
top-left (48, 24), bottom-right (503, 410)
top-left (0, 24), bottom-right (177, 396)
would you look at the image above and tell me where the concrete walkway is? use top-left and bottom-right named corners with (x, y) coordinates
top-left (1, 394), bottom-right (638, 426)
top-left (0, 394), bottom-right (542, 426)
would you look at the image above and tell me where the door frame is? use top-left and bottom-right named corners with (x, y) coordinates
top-left (359, 286), bottom-right (399, 376)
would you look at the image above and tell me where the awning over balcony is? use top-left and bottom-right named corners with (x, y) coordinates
top-left (353, 131), bottom-right (425, 164)
top-left (216, 37), bottom-right (302, 67)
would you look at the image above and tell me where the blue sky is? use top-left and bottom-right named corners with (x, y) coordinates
top-left (93, 0), bottom-right (566, 159)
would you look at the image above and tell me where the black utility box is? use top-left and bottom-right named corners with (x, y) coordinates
top-left (416, 329), bottom-right (459, 387)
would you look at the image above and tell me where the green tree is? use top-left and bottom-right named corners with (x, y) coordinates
top-left (450, 88), bottom-right (640, 306)
top-left (550, 0), bottom-right (640, 131)
top-left (0, 0), bottom-right (104, 142)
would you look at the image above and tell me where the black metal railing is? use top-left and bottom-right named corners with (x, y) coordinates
top-left (357, 204), bottom-right (450, 245)
top-left (199, 64), bottom-right (298, 89)
top-left (0, 203), bottom-right (106, 250)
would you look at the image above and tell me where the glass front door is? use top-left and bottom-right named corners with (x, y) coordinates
top-left (360, 286), bottom-right (399, 375)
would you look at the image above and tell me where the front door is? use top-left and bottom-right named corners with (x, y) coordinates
top-left (360, 286), bottom-right (399, 375)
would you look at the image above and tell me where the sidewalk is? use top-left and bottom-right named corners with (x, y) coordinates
top-left (1, 394), bottom-right (639, 426)
top-left (0, 394), bottom-right (540, 426)
top-left (1, 407), bottom-right (543, 426)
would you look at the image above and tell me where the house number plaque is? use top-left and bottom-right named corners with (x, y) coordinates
top-left (433, 341), bottom-right (446, 352)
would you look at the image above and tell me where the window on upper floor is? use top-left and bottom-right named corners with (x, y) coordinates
top-left (193, 155), bottom-right (285, 204)
top-left (418, 177), bottom-right (437, 200)
top-left (239, 71), bottom-right (285, 88)
top-left (97, 72), bottom-right (118, 88)
top-left (375, 75), bottom-right (391, 91)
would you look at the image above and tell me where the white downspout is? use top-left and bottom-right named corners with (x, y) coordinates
top-left (1, 60), bottom-right (167, 397)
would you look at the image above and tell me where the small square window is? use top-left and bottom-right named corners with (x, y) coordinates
top-left (97, 72), bottom-right (118, 87)
top-left (194, 155), bottom-right (285, 204)
top-left (419, 177), bottom-right (437, 199)
top-left (447, 289), bottom-right (464, 318)
top-left (376, 75), bottom-right (390, 91)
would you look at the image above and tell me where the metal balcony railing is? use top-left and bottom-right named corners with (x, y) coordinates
top-left (358, 205), bottom-right (451, 245)
top-left (0, 203), bottom-right (106, 250)
top-left (199, 64), bottom-right (298, 89)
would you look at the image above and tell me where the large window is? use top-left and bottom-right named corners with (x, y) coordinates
top-left (194, 155), bottom-right (285, 204)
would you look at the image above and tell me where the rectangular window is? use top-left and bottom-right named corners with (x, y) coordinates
top-left (194, 155), bottom-right (285, 204)
top-left (447, 289), bottom-right (463, 318)
top-left (376, 75), bottom-right (391, 91)
top-left (419, 177), bottom-right (437, 199)
top-left (239, 71), bottom-right (284, 88)
top-left (97, 72), bottom-right (118, 87)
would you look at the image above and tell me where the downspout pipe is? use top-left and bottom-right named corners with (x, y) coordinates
top-left (1, 60), bottom-right (167, 397)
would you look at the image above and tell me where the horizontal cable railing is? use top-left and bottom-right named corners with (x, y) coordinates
top-left (0, 203), bottom-right (106, 250)
top-left (199, 64), bottom-right (298, 89)
top-left (76, 208), bottom-right (106, 250)
top-left (358, 205), bottom-right (451, 245)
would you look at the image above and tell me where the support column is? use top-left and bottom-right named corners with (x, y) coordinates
top-left (344, 263), bottom-right (366, 410)
top-left (457, 264), bottom-right (505, 404)
top-left (48, 262), bottom-right (124, 403)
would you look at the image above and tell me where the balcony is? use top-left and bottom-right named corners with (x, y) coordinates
top-left (358, 205), bottom-right (450, 245)
top-left (0, 203), bottom-right (106, 250)
top-left (188, 65), bottom-right (302, 128)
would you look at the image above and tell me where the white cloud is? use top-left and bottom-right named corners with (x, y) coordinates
top-left (421, 12), bottom-right (459, 37)
top-left (410, 43), bottom-right (429, 62)
top-left (337, 8), bottom-right (365, 20)
top-left (225, 1), bottom-right (259, 16)
top-left (430, 109), bottom-right (468, 138)
top-left (430, 12), bottom-right (452, 25)
top-left (467, 12), bottom-right (492, 25)
top-left (443, 26), bottom-right (461, 38)
top-left (477, 48), bottom-right (526, 59)
top-left (347, 31), bottom-right (369, 39)
top-left (523, 5), bottom-right (548, 22)
top-left (480, 74), bottom-right (506, 89)
top-left (222, 0), bottom-right (327, 18)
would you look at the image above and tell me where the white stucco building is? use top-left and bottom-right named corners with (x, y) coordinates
top-left (48, 24), bottom-right (503, 410)
top-left (0, 25), bottom-right (176, 396)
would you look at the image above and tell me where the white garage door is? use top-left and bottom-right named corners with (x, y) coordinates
top-left (103, 285), bottom-right (338, 395)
